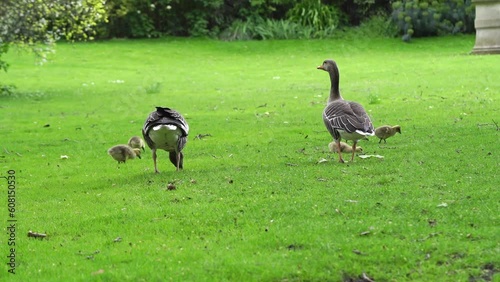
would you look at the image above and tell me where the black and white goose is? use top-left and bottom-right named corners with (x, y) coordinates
top-left (317, 59), bottom-right (374, 163)
top-left (142, 107), bottom-right (189, 173)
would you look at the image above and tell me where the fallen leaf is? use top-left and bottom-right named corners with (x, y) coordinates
top-left (358, 154), bottom-right (384, 159)
top-left (91, 269), bottom-right (105, 275)
top-left (317, 158), bottom-right (328, 164)
top-left (361, 273), bottom-right (375, 282)
top-left (352, 249), bottom-right (366, 255)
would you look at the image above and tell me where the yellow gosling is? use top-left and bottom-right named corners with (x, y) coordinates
top-left (128, 136), bottom-right (146, 152)
top-left (329, 141), bottom-right (363, 153)
top-left (375, 125), bottom-right (401, 143)
top-left (108, 145), bottom-right (141, 163)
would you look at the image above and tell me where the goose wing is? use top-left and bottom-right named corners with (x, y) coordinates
top-left (323, 100), bottom-right (374, 138)
top-left (143, 107), bottom-right (189, 135)
top-left (348, 102), bottom-right (374, 134)
top-left (142, 107), bottom-right (189, 149)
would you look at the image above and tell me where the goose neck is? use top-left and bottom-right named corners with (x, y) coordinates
top-left (328, 69), bottom-right (341, 102)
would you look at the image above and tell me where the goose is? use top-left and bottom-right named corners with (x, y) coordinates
top-left (375, 125), bottom-right (401, 143)
top-left (142, 106), bottom-right (189, 173)
top-left (328, 141), bottom-right (363, 153)
top-left (318, 59), bottom-right (374, 163)
top-left (128, 136), bottom-right (146, 152)
top-left (108, 145), bottom-right (141, 163)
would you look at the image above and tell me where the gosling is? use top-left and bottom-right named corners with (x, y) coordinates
top-left (329, 141), bottom-right (363, 153)
top-left (375, 125), bottom-right (401, 143)
top-left (128, 136), bottom-right (146, 152)
top-left (108, 145), bottom-right (142, 163)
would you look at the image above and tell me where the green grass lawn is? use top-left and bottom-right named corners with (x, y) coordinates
top-left (1, 35), bottom-right (499, 281)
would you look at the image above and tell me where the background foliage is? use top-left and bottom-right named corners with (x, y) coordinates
top-left (98, 0), bottom-right (475, 40)
top-left (0, 0), bottom-right (107, 73)
top-left (391, 0), bottom-right (475, 41)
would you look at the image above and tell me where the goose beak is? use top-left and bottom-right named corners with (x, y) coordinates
top-left (317, 65), bottom-right (325, 70)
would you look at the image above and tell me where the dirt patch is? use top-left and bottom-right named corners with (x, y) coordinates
top-left (469, 263), bottom-right (497, 282)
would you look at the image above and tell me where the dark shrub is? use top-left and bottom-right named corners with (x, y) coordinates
top-left (391, 0), bottom-right (474, 41)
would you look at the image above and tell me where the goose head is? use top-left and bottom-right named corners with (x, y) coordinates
top-left (317, 59), bottom-right (337, 72)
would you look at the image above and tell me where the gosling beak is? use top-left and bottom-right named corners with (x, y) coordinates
top-left (317, 65), bottom-right (325, 70)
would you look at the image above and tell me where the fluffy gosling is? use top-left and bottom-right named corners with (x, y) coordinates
top-left (375, 125), bottom-right (401, 143)
top-left (128, 136), bottom-right (146, 152)
top-left (108, 145), bottom-right (141, 163)
top-left (329, 141), bottom-right (363, 153)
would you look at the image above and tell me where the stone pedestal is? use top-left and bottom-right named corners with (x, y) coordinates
top-left (472, 0), bottom-right (500, 54)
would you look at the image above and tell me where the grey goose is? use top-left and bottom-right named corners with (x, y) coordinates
top-left (108, 145), bottom-right (141, 163)
top-left (318, 59), bottom-right (374, 163)
top-left (142, 107), bottom-right (189, 173)
top-left (375, 125), bottom-right (401, 143)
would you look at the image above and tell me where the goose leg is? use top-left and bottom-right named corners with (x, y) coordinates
top-left (152, 148), bottom-right (159, 173)
top-left (351, 141), bottom-right (357, 162)
top-left (176, 152), bottom-right (181, 171)
top-left (336, 140), bottom-right (345, 163)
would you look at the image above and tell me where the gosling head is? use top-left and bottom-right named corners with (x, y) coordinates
top-left (128, 136), bottom-right (146, 152)
top-left (132, 148), bottom-right (142, 159)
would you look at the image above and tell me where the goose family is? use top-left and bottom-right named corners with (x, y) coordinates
top-left (108, 145), bottom-right (142, 163)
top-left (142, 106), bottom-right (189, 173)
top-left (375, 125), bottom-right (401, 143)
top-left (128, 136), bottom-right (146, 151)
top-left (328, 141), bottom-right (363, 153)
top-left (318, 59), bottom-right (374, 163)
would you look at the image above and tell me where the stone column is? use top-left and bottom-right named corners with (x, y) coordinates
top-left (472, 0), bottom-right (500, 54)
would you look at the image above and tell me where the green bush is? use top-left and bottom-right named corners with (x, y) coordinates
top-left (349, 14), bottom-right (399, 38)
top-left (336, 0), bottom-right (393, 26)
top-left (286, 0), bottom-right (341, 31)
top-left (100, 0), bottom-right (163, 38)
top-left (96, 0), bottom-right (474, 40)
top-left (220, 17), bottom-right (338, 41)
top-left (391, 0), bottom-right (474, 41)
